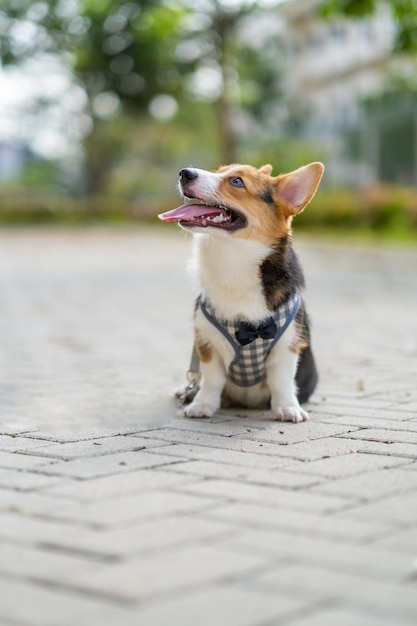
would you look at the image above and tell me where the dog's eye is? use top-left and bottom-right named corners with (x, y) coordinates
top-left (229, 176), bottom-right (245, 188)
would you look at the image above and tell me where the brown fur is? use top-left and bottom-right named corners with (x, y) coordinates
top-left (215, 164), bottom-right (290, 246)
top-left (195, 331), bottom-right (213, 363)
top-left (290, 304), bottom-right (310, 355)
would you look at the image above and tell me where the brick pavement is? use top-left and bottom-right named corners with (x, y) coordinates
top-left (0, 227), bottom-right (416, 625)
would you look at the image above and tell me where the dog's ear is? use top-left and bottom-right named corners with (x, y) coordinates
top-left (274, 162), bottom-right (324, 215)
top-left (258, 164), bottom-right (273, 175)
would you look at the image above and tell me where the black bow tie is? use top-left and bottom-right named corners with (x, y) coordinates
top-left (235, 318), bottom-right (277, 346)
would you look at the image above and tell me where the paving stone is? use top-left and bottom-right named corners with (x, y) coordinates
top-left (43, 467), bottom-right (196, 501)
top-left (130, 584), bottom-right (313, 626)
top-left (403, 460), bottom-right (417, 471)
top-left (31, 489), bottom-right (219, 527)
top-left (338, 489), bottom-right (417, 525)
top-left (0, 425), bottom-right (37, 435)
top-left (142, 417), bottom-right (262, 437)
top-left (0, 510), bottom-right (93, 546)
top-left (141, 436), bottom-right (417, 465)
top-left (241, 421), bottom-right (360, 444)
top-left (139, 429), bottom-right (255, 448)
top-left (336, 438), bottom-right (417, 460)
top-left (177, 478), bottom-right (352, 513)
top-left (149, 443), bottom-right (301, 468)
top-left (139, 428), bottom-right (345, 458)
top-left (3, 486), bottom-right (218, 529)
top-left (21, 426), bottom-right (151, 443)
top-left (296, 452), bottom-right (411, 478)
top-left (0, 435), bottom-right (54, 452)
top-left (142, 423), bottom-right (359, 447)
top-left (75, 544), bottom-right (271, 602)
top-left (393, 401), bottom-right (417, 412)
top-left (0, 451), bottom-right (58, 470)
top-left (163, 459), bottom-right (321, 489)
top-left (371, 526), bottom-right (417, 555)
top-left (284, 437), bottom-right (417, 462)
top-left (310, 467), bottom-right (417, 501)
top-left (145, 429), bottom-right (375, 463)
top-left (309, 393), bottom-right (386, 409)
top-left (28, 426), bottom-right (154, 441)
top-left (319, 415), bottom-right (417, 431)
top-left (218, 527), bottom-right (416, 581)
top-left (0, 578), bottom-right (136, 626)
top-left (279, 605), bottom-right (416, 626)
top-left (251, 562), bottom-right (417, 622)
top-left (21, 435), bottom-right (167, 460)
top-left (42, 516), bottom-right (236, 558)
top-left (339, 427), bottom-right (417, 444)
top-left (208, 437), bottom-right (365, 462)
top-left (0, 502), bottom-right (234, 560)
top-left (0, 488), bottom-right (109, 520)
top-left (37, 450), bottom-right (186, 479)
top-left (204, 502), bottom-right (392, 543)
top-left (0, 541), bottom-right (101, 586)
top-left (0, 468), bottom-right (67, 492)
top-left (308, 405), bottom-right (415, 421)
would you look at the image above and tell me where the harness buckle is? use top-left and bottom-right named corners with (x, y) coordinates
top-left (177, 344), bottom-right (201, 408)
top-left (177, 374), bottom-right (200, 408)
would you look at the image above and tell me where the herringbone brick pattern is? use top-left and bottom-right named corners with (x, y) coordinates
top-left (0, 228), bottom-right (416, 625)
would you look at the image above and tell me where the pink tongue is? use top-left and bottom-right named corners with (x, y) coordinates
top-left (158, 204), bottom-right (222, 222)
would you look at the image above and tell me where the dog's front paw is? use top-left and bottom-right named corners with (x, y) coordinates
top-left (184, 401), bottom-right (217, 418)
top-left (272, 406), bottom-right (309, 423)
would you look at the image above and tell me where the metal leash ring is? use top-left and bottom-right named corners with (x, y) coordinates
top-left (177, 376), bottom-right (200, 408)
top-left (177, 344), bottom-right (201, 408)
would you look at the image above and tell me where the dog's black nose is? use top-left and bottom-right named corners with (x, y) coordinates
top-left (179, 168), bottom-right (198, 183)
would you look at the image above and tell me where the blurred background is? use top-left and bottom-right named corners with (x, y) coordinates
top-left (1, 0), bottom-right (417, 238)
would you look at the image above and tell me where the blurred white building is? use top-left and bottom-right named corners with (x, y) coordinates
top-left (279, 0), bottom-right (417, 186)
top-left (0, 142), bottom-right (32, 182)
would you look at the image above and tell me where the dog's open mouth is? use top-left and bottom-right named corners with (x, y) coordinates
top-left (158, 202), bottom-right (246, 231)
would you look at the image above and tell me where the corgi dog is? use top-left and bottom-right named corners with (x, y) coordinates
top-left (159, 161), bottom-right (324, 422)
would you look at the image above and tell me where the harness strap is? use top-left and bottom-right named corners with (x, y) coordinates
top-left (199, 292), bottom-right (300, 365)
top-left (184, 292), bottom-right (301, 394)
top-left (199, 298), bottom-right (241, 365)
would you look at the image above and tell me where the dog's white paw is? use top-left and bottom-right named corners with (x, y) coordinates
top-left (184, 401), bottom-right (216, 418)
top-left (272, 406), bottom-right (309, 423)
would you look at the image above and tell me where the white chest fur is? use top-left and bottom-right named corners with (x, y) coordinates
top-left (192, 234), bottom-right (272, 323)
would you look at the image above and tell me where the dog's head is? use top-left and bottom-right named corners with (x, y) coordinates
top-left (158, 162), bottom-right (324, 244)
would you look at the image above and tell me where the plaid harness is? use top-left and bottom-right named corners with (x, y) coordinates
top-left (199, 292), bottom-right (301, 387)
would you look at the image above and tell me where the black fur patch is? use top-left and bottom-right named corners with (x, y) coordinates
top-left (295, 309), bottom-right (318, 403)
top-left (260, 236), bottom-right (305, 310)
top-left (260, 188), bottom-right (274, 207)
top-left (261, 240), bottom-right (317, 401)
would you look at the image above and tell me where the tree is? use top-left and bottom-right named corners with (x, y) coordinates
top-left (0, 1), bottom-right (189, 110)
top-left (0, 1), bottom-right (192, 193)
top-left (175, 0), bottom-right (284, 163)
top-left (321, 0), bottom-right (417, 52)
top-left (0, 0), bottom-right (284, 193)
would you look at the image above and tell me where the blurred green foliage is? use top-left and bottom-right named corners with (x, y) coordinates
top-left (321, 0), bottom-right (417, 52)
top-left (2, 178), bottom-right (417, 241)
top-left (1, 0), bottom-right (417, 239)
top-left (0, 0), bottom-right (188, 110)
top-left (299, 184), bottom-right (417, 237)
top-left (0, 0), bottom-right (284, 193)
